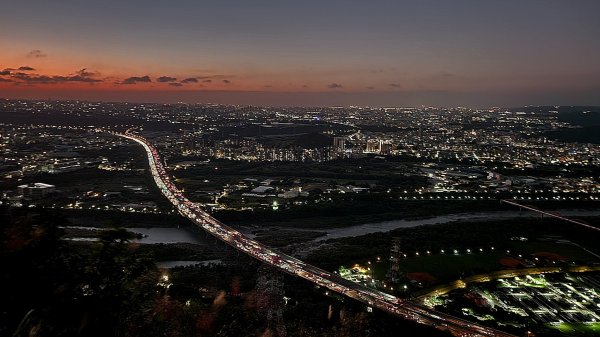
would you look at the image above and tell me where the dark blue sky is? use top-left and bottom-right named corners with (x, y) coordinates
top-left (1, 0), bottom-right (599, 106)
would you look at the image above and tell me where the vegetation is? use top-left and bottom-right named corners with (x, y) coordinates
top-left (1, 205), bottom-right (451, 337)
top-left (214, 199), bottom-right (505, 229)
top-left (0, 205), bottom-right (157, 337)
top-left (307, 217), bottom-right (600, 286)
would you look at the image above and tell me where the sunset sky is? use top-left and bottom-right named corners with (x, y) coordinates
top-left (1, 0), bottom-right (599, 107)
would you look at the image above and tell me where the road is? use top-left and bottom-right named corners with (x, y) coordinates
top-left (120, 131), bottom-right (517, 337)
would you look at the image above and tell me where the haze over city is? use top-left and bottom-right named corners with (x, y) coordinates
top-left (2, 0), bottom-right (600, 106)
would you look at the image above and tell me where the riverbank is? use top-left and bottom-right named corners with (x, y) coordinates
top-left (235, 209), bottom-right (600, 244)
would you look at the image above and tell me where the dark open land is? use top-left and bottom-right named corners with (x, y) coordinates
top-left (546, 126), bottom-right (600, 144)
top-left (307, 216), bottom-right (600, 289)
top-left (1, 204), bottom-right (452, 337)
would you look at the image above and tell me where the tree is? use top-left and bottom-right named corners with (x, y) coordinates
top-left (0, 206), bottom-right (157, 337)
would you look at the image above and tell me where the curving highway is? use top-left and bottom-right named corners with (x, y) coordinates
top-left (120, 131), bottom-right (517, 337)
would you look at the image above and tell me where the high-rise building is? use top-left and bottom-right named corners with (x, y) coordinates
top-left (333, 136), bottom-right (346, 153)
top-left (365, 139), bottom-right (382, 153)
top-left (381, 141), bottom-right (393, 155)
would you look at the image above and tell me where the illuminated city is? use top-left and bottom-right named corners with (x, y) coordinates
top-left (1, 1), bottom-right (599, 337)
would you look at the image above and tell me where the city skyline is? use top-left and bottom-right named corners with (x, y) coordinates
top-left (2, 0), bottom-right (600, 106)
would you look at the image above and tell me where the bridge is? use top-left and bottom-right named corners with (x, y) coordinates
top-left (120, 131), bottom-right (517, 337)
top-left (501, 199), bottom-right (599, 232)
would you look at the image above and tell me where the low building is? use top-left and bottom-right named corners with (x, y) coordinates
top-left (17, 183), bottom-right (56, 198)
top-left (251, 186), bottom-right (273, 194)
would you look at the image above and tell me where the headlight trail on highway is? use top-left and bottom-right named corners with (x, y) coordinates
top-left (119, 131), bottom-right (517, 337)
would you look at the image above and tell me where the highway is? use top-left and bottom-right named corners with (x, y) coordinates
top-left (120, 131), bottom-right (517, 337)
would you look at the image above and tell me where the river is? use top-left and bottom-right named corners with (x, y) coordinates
top-left (63, 226), bottom-right (205, 245)
top-left (311, 209), bottom-right (600, 242)
top-left (128, 227), bottom-right (203, 244)
top-left (64, 209), bottom-right (599, 245)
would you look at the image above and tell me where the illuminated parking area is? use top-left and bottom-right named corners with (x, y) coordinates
top-left (430, 272), bottom-right (600, 335)
top-left (496, 274), bottom-right (600, 325)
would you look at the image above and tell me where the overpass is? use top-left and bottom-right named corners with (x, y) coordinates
top-left (119, 131), bottom-right (517, 337)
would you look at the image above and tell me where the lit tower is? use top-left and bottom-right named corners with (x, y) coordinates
top-left (388, 237), bottom-right (402, 283)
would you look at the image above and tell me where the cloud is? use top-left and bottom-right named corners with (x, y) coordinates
top-left (11, 74), bottom-right (55, 84)
top-left (327, 83), bottom-right (343, 89)
top-left (1, 66), bottom-right (103, 85)
top-left (75, 68), bottom-right (99, 77)
top-left (170, 74), bottom-right (236, 84)
top-left (4, 66), bottom-right (102, 84)
top-left (27, 50), bottom-right (47, 58)
top-left (197, 74), bottom-right (233, 80)
top-left (0, 78), bottom-right (13, 82)
top-left (61, 75), bottom-right (102, 83)
top-left (157, 76), bottom-right (177, 83)
top-left (388, 83), bottom-right (402, 88)
top-left (181, 77), bottom-right (198, 83)
top-left (121, 75), bottom-right (152, 84)
top-left (169, 82), bottom-right (183, 87)
top-left (11, 73), bottom-right (102, 84)
top-left (366, 86), bottom-right (375, 90)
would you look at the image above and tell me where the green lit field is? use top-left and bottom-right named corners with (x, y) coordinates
top-left (552, 322), bottom-right (600, 336)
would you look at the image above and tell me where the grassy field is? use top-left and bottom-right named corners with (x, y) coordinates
top-left (507, 240), bottom-right (598, 263)
top-left (366, 238), bottom-right (599, 286)
top-left (552, 322), bottom-right (600, 336)
top-left (372, 252), bottom-right (506, 283)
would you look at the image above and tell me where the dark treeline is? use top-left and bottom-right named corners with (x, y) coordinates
top-left (0, 205), bottom-right (159, 337)
top-left (0, 205), bottom-right (451, 337)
